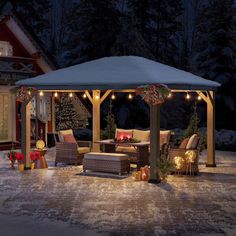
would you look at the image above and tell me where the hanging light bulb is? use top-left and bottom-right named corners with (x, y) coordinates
top-left (167, 92), bottom-right (172, 98)
top-left (128, 93), bottom-right (133, 100)
top-left (69, 92), bottom-right (73, 98)
top-left (83, 93), bottom-right (87, 98)
top-left (95, 95), bottom-right (100, 100)
top-left (111, 93), bottom-right (116, 100)
top-left (197, 95), bottom-right (202, 101)
top-left (39, 91), bottom-right (43, 96)
top-left (186, 92), bottom-right (190, 100)
top-left (54, 92), bottom-right (58, 97)
top-left (28, 90), bottom-right (31, 95)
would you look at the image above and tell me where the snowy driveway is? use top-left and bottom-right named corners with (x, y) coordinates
top-left (0, 149), bottom-right (235, 236)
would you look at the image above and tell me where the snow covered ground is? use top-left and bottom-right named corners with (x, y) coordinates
top-left (0, 149), bottom-right (235, 235)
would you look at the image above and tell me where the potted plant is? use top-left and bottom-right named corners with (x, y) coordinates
top-left (157, 156), bottom-right (175, 182)
top-left (30, 151), bottom-right (41, 169)
top-left (7, 149), bottom-right (16, 169)
top-left (15, 152), bottom-right (25, 172)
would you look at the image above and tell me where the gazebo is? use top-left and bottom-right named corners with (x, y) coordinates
top-left (16, 56), bottom-right (220, 182)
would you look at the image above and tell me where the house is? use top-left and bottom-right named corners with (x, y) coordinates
top-left (0, 2), bottom-right (90, 150)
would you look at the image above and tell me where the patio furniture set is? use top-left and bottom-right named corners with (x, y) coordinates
top-left (55, 128), bottom-right (201, 176)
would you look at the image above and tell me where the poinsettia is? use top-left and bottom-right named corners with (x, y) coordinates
top-left (15, 152), bottom-right (24, 164)
top-left (30, 151), bottom-right (41, 162)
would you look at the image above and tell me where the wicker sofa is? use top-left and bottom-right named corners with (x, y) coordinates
top-left (168, 134), bottom-right (201, 175)
top-left (55, 129), bottom-right (91, 166)
top-left (113, 128), bottom-right (171, 163)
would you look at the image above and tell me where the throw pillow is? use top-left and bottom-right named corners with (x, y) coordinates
top-left (133, 129), bottom-right (150, 141)
top-left (186, 134), bottom-right (199, 149)
top-left (179, 138), bottom-right (189, 149)
top-left (58, 129), bottom-right (73, 142)
top-left (160, 130), bottom-right (171, 144)
top-left (63, 134), bottom-right (77, 143)
top-left (116, 131), bottom-right (133, 140)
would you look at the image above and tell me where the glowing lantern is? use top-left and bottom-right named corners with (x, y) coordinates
top-left (174, 156), bottom-right (185, 170)
top-left (185, 150), bottom-right (197, 163)
top-left (36, 140), bottom-right (45, 150)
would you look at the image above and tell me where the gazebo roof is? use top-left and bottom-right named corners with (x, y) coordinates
top-left (16, 56), bottom-right (220, 91)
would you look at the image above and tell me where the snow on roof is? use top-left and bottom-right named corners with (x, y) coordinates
top-left (16, 56), bottom-right (220, 91)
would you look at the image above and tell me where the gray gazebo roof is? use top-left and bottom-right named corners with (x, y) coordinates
top-left (16, 56), bottom-right (220, 91)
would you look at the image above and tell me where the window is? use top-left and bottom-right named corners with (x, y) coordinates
top-left (0, 93), bottom-right (11, 141)
top-left (0, 41), bottom-right (13, 56)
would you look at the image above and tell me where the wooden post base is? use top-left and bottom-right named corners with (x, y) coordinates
top-left (148, 179), bottom-right (161, 184)
top-left (206, 163), bottom-right (217, 167)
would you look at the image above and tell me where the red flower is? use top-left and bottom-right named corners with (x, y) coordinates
top-left (30, 151), bottom-right (41, 161)
top-left (15, 152), bottom-right (24, 162)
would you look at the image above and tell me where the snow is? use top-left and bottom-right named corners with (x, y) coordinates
top-left (16, 56), bottom-right (220, 90)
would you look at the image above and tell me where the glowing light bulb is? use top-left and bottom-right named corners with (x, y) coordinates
top-left (95, 95), bottom-right (100, 100)
top-left (168, 92), bottom-right (172, 98)
top-left (128, 93), bottom-right (133, 99)
top-left (111, 94), bottom-right (115, 100)
top-left (54, 92), bottom-right (58, 97)
top-left (186, 93), bottom-right (190, 100)
top-left (197, 95), bottom-right (202, 101)
top-left (69, 92), bottom-right (73, 98)
top-left (28, 90), bottom-right (31, 95)
top-left (83, 93), bottom-right (87, 98)
top-left (39, 91), bottom-right (43, 96)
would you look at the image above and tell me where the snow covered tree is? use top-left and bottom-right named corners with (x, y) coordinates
top-left (67, 0), bottom-right (120, 64)
top-left (55, 94), bottom-right (82, 131)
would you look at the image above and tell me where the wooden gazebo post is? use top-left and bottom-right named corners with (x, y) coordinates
top-left (148, 104), bottom-right (161, 183)
top-left (21, 100), bottom-right (31, 168)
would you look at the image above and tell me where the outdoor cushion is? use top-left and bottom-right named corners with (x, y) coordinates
top-left (116, 131), bottom-right (133, 140)
top-left (179, 138), bottom-right (189, 149)
top-left (186, 134), bottom-right (199, 149)
top-left (115, 128), bottom-right (133, 138)
top-left (160, 130), bottom-right (171, 146)
top-left (84, 152), bottom-right (129, 161)
top-left (116, 146), bottom-right (136, 153)
top-left (78, 147), bottom-right (90, 154)
top-left (58, 129), bottom-right (73, 142)
top-left (133, 129), bottom-right (150, 141)
top-left (63, 134), bottom-right (77, 143)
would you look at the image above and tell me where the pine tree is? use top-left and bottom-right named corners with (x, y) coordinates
top-left (67, 0), bottom-right (120, 64)
top-left (185, 102), bottom-right (200, 138)
top-left (101, 101), bottom-right (117, 139)
top-left (55, 94), bottom-right (81, 131)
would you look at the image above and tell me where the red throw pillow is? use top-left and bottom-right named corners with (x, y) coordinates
top-left (63, 134), bottom-right (77, 143)
top-left (179, 138), bottom-right (189, 149)
top-left (116, 131), bottom-right (133, 140)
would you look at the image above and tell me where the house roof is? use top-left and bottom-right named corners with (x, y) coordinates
top-left (17, 56), bottom-right (220, 91)
top-left (0, 1), bottom-right (56, 71)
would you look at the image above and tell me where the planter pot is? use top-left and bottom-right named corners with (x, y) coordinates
top-left (18, 163), bottom-right (24, 172)
top-left (31, 162), bottom-right (35, 170)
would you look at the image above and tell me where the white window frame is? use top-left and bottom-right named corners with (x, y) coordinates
top-left (0, 41), bottom-right (13, 57)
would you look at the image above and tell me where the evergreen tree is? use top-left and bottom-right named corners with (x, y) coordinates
top-left (55, 94), bottom-right (81, 131)
top-left (67, 0), bottom-right (120, 64)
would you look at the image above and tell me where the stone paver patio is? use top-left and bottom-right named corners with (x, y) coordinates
top-left (0, 149), bottom-right (235, 235)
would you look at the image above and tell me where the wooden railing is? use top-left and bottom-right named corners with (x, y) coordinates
top-left (0, 56), bottom-right (36, 84)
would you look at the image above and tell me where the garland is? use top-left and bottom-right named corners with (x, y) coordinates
top-left (136, 84), bottom-right (170, 105)
top-left (13, 86), bottom-right (37, 102)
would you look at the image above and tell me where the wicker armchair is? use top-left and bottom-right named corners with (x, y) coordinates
top-left (168, 136), bottom-right (201, 175)
top-left (55, 140), bottom-right (91, 166)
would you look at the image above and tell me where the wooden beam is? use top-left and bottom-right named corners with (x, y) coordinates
top-left (197, 91), bottom-right (208, 103)
top-left (51, 95), bottom-right (56, 132)
top-left (206, 91), bottom-right (216, 167)
top-left (148, 104), bottom-right (161, 183)
top-left (100, 90), bottom-right (112, 104)
top-left (21, 100), bottom-right (31, 169)
top-left (85, 90), bottom-right (93, 104)
top-left (92, 90), bottom-right (101, 152)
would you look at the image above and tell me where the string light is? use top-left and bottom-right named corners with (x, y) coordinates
top-left (197, 95), bottom-right (202, 101)
top-left (83, 93), bottom-right (87, 98)
top-left (69, 92), bottom-right (73, 98)
top-left (39, 91), bottom-right (43, 96)
top-left (28, 90), bottom-right (31, 95)
top-left (95, 95), bottom-right (100, 100)
top-left (167, 92), bottom-right (172, 98)
top-left (54, 92), bottom-right (58, 97)
top-left (186, 92), bottom-right (190, 100)
top-left (128, 93), bottom-right (133, 100)
top-left (111, 94), bottom-right (116, 100)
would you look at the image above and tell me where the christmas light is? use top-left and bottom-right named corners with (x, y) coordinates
top-left (186, 92), bottom-right (190, 100)
top-left (83, 93), bottom-right (87, 98)
top-left (28, 90), bottom-right (31, 95)
top-left (128, 93), bottom-right (133, 99)
top-left (111, 94), bottom-right (116, 100)
top-left (69, 92), bottom-right (73, 98)
top-left (197, 95), bottom-right (202, 101)
top-left (95, 95), bottom-right (100, 100)
top-left (39, 91), bottom-right (43, 96)
top-left (167, 92), bottom-right (172, 98)
top-left (54, 92), bottom-right (58, 97)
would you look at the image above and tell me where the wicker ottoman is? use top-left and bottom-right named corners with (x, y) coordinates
top-left (83, 152), bottom-right (130, 175)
